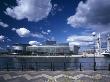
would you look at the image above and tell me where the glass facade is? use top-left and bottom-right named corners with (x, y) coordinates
top-left (10, 43), bottom-right (79, 55)
top-left (26, 45), bottom-right (71, 55)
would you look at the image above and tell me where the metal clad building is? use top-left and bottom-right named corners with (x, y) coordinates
top-left (26, 44), bottom-right (79, 55)
top-left (11, 41), bottom-right (80, 55)
top-left (26, 45), bottom-right (71, 55)
top-left (11, 43), bottom-right (30, 54)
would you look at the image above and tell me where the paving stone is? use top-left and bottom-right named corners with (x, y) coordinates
top-left (0, 71), bottom-right (109, 82)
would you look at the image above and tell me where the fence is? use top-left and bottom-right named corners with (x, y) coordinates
top-left (0, 62), bottom-right (110, 71)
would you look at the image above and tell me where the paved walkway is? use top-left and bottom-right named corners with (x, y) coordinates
top-left (0, 71), bottom-right (110, 82)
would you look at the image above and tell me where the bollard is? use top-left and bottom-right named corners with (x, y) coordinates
top-left (80, 63), bottom-right (82, 71)
top-left (108, 64), bottom-right (110, 71)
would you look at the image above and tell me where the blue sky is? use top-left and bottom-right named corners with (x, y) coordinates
top-left (0, 0), bottom-right (110, 50)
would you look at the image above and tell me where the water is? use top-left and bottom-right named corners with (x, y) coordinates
top-left (0, 56), bottom-right (110, 71)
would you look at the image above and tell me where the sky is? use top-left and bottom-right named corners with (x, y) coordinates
top-left (0, 0), bottom-right (110, 50)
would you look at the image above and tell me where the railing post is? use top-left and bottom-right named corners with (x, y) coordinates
top-left (94, 62), bottom-right (96, 71)
top-left (108, 64), bottom-right (110, 71)
top-left (53, 62), bottom-right (55, 71)
top-left (64, 62), bottom-right (66, 71)
top-left (6, 63), bottom-right (9, 71)
top-left (51, 62), bottom-right (53, 71)
top-left (21, 63), bottom-right (23, 71)
top-left (80, 63), bottom-right (82, 71)
top-left (36, 62), bottom-right (38, 71)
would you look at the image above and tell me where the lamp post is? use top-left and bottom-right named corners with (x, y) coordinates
top-left (92, 32), bottom-right (96, 71)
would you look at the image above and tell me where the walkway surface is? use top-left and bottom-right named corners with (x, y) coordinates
top-left (0, 71), bottom-right (110, 82)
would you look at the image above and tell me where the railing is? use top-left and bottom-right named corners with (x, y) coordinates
top-left (0, 62), bottom-right (110, 71)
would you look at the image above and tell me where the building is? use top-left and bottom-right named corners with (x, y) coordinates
top-left (11, 43), bottom-right (30, 55)
top-left (26, 42), bottom-right (79, 55)
top-left (10, 41), bottom-right (80, 55)
top-left (26, 45), bottom-right (71, 55)
top-left (69, 45), bottom-right (80, 54)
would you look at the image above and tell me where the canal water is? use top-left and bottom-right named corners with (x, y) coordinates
top-left (0, 56), bottom-right (110, 70)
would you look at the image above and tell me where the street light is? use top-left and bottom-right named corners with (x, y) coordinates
top-left (92, 32), bottom-right (96, 71)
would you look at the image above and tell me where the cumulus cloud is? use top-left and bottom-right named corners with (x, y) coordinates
top-left (15, 28), bottom-right (30, 37)
top-left (67, 35), bottom-right (94, 46)
top-left (0, 35), bottom-right (5, 41)
top-left (13, 27), bottom-right (44, 38)
top-left (5, 0), bottom-right (52, 22)
top-left (29, 41), bottom-right (40, 45)
top-left (0, 21), bottom-right (8, 27)
top-left (67, 0), bottom-right (110, 32)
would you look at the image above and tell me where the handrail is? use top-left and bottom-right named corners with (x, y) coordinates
top-left (0, 62), bottom-right (109, 71)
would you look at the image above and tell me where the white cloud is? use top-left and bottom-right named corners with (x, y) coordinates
top-left (5, 0), bottom-right (52, 22)
top-left (31, 33), bottom-right (44, 38)
top-left (29, 41), bottom-right (40, 45)
top-left (0, 21), bottom-right (8, 27)
top-left (16, 28), bottom-right (30, 37)
top-left (67, 0), bottom-right (110, 32)
top-left (42, 30), bottom-right (48, 35)
top-left (41, 29), bottom-right (51, 35)
top-left (0, 35), bottom-right (5, 41)
top-left (67, 35), bottom-right (94, 46)
top-left (69, 41), bottom-right (94, 46)
top-left (67, 35), bottom-right (93, 42)
top-left (47, 29), bottom-right (51, 33)
top-left (12, 28), bottom-right (16, 31)
top-left (50, 3), bottom-right (63, 16)
top-left (7, 38), bottom-right (11, 42)
top-left (13, 27), bottom-right (44, 38)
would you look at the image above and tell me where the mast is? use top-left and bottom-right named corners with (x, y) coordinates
top-left (96, 33), bottom-right (101, 55)
top-left (107, 34), bottom-right (110, 52)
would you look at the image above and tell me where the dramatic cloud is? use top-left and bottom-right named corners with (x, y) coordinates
top-left (5, 0), bottom-right (52, 22)
top-left (67, 0), bottom-right (110, 32)
top-left (67, 35), bottom-right (94, 46)
top-left (0, 35), bottom-right (5, 41)
top-left (0, 21), bottom-right (8, 27)
top-left (16, 28), bottom-right (30, 37)
top-left (29, 41), bottom-right (40, 45)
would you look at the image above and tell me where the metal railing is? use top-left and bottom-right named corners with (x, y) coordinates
top-left (0, 62), bottom-right (110, 71)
